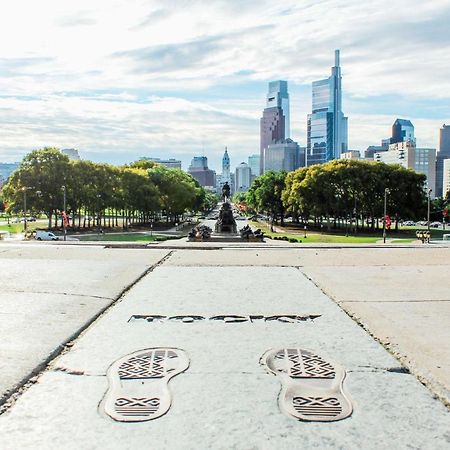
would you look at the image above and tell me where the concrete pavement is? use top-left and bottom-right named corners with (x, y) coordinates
top-left (0, 244), bottom-right (171, 404)
top-left (0, 241), bottom-right (449, 449)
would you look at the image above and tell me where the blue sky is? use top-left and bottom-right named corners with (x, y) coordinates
top-left (1, 0), bottom-right (450, 172)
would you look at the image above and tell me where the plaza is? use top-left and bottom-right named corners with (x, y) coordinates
top-left (0, 240), bottom-right (449, 449)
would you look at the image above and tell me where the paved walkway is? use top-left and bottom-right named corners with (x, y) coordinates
top-left (0, 241), bottom-right (449, 449)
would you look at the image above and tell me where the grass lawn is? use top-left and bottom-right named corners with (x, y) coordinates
top-left (0, 222), bottom-right (41, 234)
top-left (250, 221), bottom-right (422, 244)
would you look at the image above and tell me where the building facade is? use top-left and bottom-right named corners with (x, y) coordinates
top-left (391, 119), bottom-right (415, 145)
top-left (61, 148), bottom-right (81, 160)
top-left (263, 139), bottom-right (303, 173)
top-left (375, 141), bottom-right (436, 197)
top-left (188, 156), bottom-right (216, 189)
top-left (340, 150), bottom-right (361, 160)
top-left (266, 81), bottom-right (290, 138)
top-left (436, 124), bottom-right (450, 197)
top-left (443, 159), bottom-right (450, 199)
top-left (145, 157), bottom-right (182, 170)
top-left (235, 162), bottom-right (252, 192)
top-left (307, 50), bottom-right (348, 166)
top-left (248, 154), bottom-right (261, 179)
top-left (260, 81), bottom-right (290, 173)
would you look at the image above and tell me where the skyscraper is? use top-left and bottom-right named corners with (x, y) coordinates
top-left (188, 156), bottom-right (216, 188)
top-left (307, 50), bottom-right (348, 166)
top-left (266, 81), bottom-right (290, 138)
top-left (436, 124), bottom-right (450, 197)
top-left (263, 139), bottom-right (303, 173)
top-left (391, 119), bottom-right (415, 144)
top-left (260, 81), bottom-right (290, 173)
top-left (235, 162), bottom-right (252, 192)
top-left (248, 154), bottom-right (261, 179)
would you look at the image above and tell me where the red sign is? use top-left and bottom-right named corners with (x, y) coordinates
top-left (62, 211), bottom-right (69, 227)
top-left (385, 215), bottom-right (392, 230)
top-left (444, 208), bottom-right (449, 218)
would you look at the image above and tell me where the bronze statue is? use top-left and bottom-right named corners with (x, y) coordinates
top-left (222, 182), bottom-right (231, 202)
top-left (215, 201), bottom-right (237, 233)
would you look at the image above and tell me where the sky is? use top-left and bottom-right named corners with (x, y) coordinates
top-left (1, 0), bottom-right (450, 172)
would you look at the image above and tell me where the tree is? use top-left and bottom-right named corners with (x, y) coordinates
top-left (282, 160), bottom-right (427, 232)
top-left (2, 148), bottom-right (70, 228)
top-left (247, 171), bottom-right (287, 227)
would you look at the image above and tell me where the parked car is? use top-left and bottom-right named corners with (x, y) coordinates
top-left (430, 221), bottom-right (442, 228)
top-left (402, 221), bottom-right (416, 226)
top-left (35, 230), bottom-right (59, 241)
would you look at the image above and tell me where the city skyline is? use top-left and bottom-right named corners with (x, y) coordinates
top-left (1, 1), bottom-right (450, 171)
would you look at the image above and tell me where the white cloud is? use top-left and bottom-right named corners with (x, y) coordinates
top-left (1, 0), bottom-right (450, 166)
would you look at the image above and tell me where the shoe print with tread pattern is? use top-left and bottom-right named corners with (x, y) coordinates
top-left (101, 347), bottom-right (189, 422)
top-left (261, 347), bottom-right (353, 422)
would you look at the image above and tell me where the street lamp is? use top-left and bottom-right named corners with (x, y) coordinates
top-left (427, 188), bottom-right (432, 234)
top-left (383, 188), bottom-right (390, 244)
top-left (62, 185), bottom-right (67, 241)
top-left (21, 186), bottom-right (32, 233)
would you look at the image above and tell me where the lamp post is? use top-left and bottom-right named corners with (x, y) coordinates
top-left (22, 187), bottom-right (28, 233)
top-left (62, 185), bottom-right (67, 241)
top-left (427, 188), bottom-right (432, 234)
top-left (22, 186), bottom-right (32, 233)
top-left (383, 188), bottom-right (390, 244)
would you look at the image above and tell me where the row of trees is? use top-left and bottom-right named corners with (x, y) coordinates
top-left (241, 159), bottom-right (441, 231)
top-left (1, 148), bottom-right (217, 229)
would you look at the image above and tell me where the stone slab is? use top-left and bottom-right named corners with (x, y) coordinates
top-left (1, 266), bottom-right (449, 449)
top-left (302, 266), bottom-right (450, 302)
top-left (301, 264), bottom-right (450, 406)
top-left (340, 300), bottom-right (450, 403)
top-left (165, 247), bottom-right (450, 267)
top-left (0, 244), bottom-right (170, 402)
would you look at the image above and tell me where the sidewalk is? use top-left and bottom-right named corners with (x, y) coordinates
top-left (0, 243), bottom-right (449, 449)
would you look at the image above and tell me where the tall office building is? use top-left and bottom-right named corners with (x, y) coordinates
top-left (260, 81), bottom-right (290, 173)
top-left (391, 119), bottom-right (415, 145)
top-left (188, 156), bottom-right (216, 188)
top-left (266, 81), bottom-right (290, 138)
top-left (248, 154), bottom-right (261, 178)
top-left (307, 50), bottom-right (348, 166)
top-left (443, 159), bottom-right (450, 199)
top-left (436, 124), bottom-right (450, 197)
top-left (235, 162), bottom-right (252, 192)
top-left (263, 139), bottom-right (304, 173)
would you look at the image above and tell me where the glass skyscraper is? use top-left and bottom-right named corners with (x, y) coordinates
top-left (266, 80), bottom-right (290, 138)
top-left (391, 119), bottom-right (415, 144)
top-left (436, 124), bottom-right (450, 197)
top-left (307, 50), bottom-right (348, 166)
top-left (260, 81), bottom-right (290, 173)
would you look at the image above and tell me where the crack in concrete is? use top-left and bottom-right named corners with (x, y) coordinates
top-left (348, 366), bottom-right (410, 374)
top-left (297, 268), bottom-right (450, 410)
top-left (53, 367), bottom-right (105, 377)
top-left (0, 289), bottom-right (115, 301)
top-left (342, 299), bottom-right (450, 303)
top-left (0, 250), bottom-right (174, 416)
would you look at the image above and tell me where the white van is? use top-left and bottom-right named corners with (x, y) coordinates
top-left (35, 230), bottom-right (59, 241)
